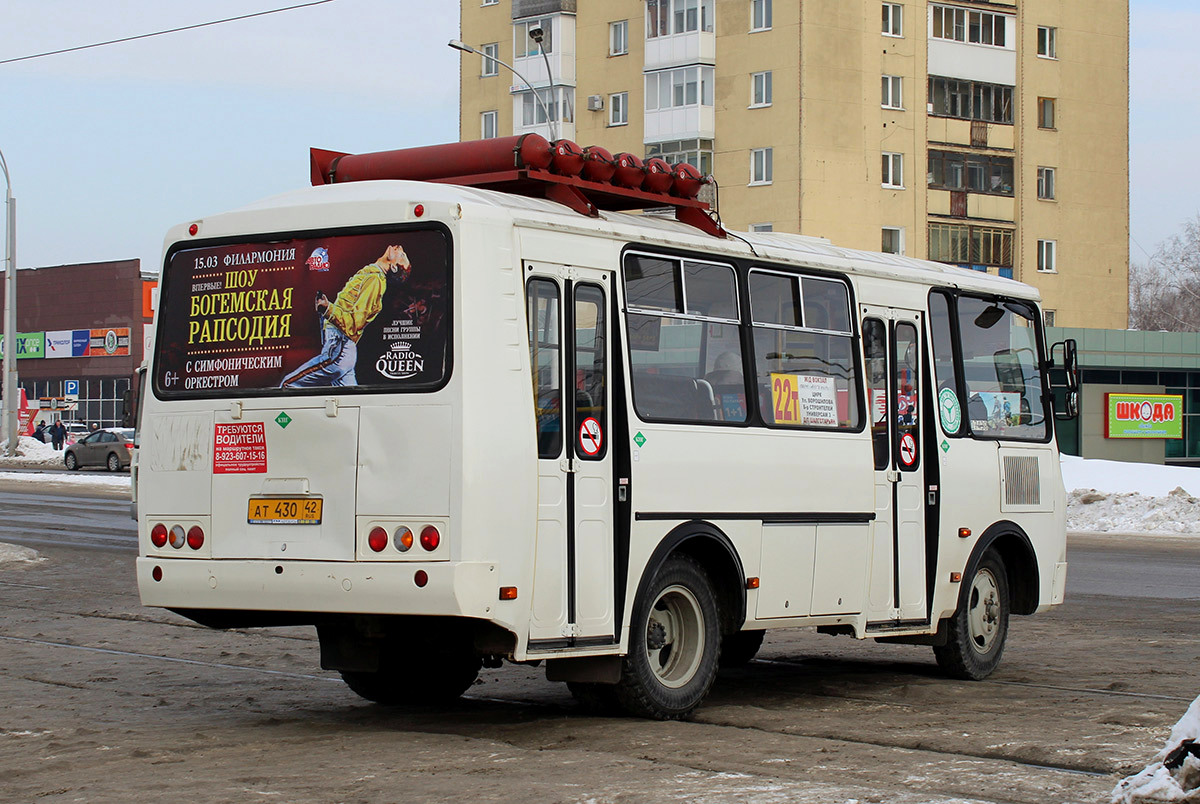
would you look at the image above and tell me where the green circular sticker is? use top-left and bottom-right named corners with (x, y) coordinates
top-left (939, 388), bottom-right (962, 434)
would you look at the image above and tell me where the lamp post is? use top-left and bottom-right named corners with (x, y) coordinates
top-left (0, 149), bottom-right (15, 457)
top-left (448, 39), bottom-right (557, 141)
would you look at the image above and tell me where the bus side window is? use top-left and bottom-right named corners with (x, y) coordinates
top-left (527, 279), bottom-right (563, 458)
top-left (574, 284), bottom-right (607, 459)
top-left (863, 318), bottom-right (889, 470)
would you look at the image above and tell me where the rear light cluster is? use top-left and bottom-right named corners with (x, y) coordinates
top-left (365, 524), bottom-right (442, 555)
top-left (149, 522), bottom-right (204, 551)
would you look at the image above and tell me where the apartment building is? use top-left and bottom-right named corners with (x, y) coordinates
top-left (458, 0), bottom-right (1129, 328)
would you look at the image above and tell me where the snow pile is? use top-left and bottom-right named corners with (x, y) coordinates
top-left (0, 470), bottom-right (130, 490)
top-left (1112, 695), bottom-right (1200, 803)
top-left (0, 435), bottom-right (66, 468)
top-left (1062, 456), bottom-right (1200, 535)
top-left (0, 542), bottom-right (42, 564)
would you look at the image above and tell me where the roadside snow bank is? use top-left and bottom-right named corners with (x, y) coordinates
top-left (0, 471), bottom-right (129, 490)
top-left (1062, 456), bottom-right (1200, 535)
top-left (0, 435), bottom-right (65, 468)
top-left (1112, 695), bottom-right (1200, 803)
top-left (0, 543), bottom-right (42, 564)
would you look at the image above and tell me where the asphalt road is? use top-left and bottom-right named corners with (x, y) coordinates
top-left (0, 486), bottom-right (1196, 803)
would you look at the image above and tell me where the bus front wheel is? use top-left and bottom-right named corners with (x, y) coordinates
top-left (339, 651), bottom-right (481, 705)
top-left (933, 549), bottom-right (1010, 680)
top-left (615, 554), bottom-right (720, 720)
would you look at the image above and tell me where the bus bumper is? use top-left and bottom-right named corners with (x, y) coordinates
top-left (136, 557), bottom-right (500, 619)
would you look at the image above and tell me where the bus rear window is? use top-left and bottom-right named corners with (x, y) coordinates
top-left (154, 228), bottom-right (450, 397)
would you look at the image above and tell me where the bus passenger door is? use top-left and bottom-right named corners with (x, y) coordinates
top-left (862, 309), bottom-right (927, 624)
top-left (526, 266), bottom-right (615, 645)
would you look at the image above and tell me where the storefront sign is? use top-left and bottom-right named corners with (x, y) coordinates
top-left (1, 332), bottom-right (46, 359)
top-left (89, 327), bottom-right (130, 357)
top-left (1105, 393), bottom-right (1183, 439)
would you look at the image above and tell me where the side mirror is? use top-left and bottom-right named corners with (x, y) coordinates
top-left (1050, 339), bottom-right (1079, 420)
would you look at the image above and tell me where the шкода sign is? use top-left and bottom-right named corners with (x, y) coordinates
top-left (1104, 393), bottom-right (1183, 439)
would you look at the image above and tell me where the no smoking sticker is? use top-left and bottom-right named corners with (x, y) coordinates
top-left (899, 432), bottom-right (917, 468)
top-left (579, 417), bottom-right (603, 457)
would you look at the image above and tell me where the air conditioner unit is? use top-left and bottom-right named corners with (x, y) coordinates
top-left (587, 95), bottom-right (604, 112)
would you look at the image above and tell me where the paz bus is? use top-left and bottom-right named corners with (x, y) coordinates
top-left (135, 135), bottom-right (1078, 720)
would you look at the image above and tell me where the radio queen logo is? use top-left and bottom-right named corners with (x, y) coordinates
top-left (375, 341), bottom-right (424, 379)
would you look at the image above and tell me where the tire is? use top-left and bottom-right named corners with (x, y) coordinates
top-left (340, 652), bottom-right (482, 705)
top-left (719, 630), bottom-right (765, 668)
top-left (64, 452), bottom-right (78, 471)
top-left (934, 549), bottom-right (1010, 680)
top-left (614, 554), bottom-right (721, 720)
top-left (106, 453), bottom-right (122, 472)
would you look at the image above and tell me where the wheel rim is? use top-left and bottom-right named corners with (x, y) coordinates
top-left (108, 454), bottom-right (119, 471)
top-left (66, 454), bottom-right (76, 469)
top-left (967, 568), bottom-right (1002, 654)
top-left (644, 584), bottom-right (705, 689)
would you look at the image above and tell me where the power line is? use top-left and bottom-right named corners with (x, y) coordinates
top-left (0, 0), bottom-right (337, 66)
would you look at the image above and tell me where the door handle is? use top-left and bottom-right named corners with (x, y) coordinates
top-left (886, 470), bottom-right (900, 483)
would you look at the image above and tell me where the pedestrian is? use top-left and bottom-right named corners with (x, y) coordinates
top-left (89, 422), bottom-right (100, 432)
top-left (50, 420), bottom-right (66, 450)
top-left (32, 421), bottom-right (46, 443)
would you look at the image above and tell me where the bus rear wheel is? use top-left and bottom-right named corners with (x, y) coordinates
top-left (340, 652), bottom-right (481, 705)
top-left (934, 549), bottom-right (1010, 680)
top-left (615, 554), bottom-right (720, 720)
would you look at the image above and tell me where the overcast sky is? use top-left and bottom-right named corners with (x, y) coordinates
top-left (0, 0), bottom-right (1193, 275)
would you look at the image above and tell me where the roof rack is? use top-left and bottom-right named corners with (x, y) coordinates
top-left (310, 134), bottom-right (725, 238)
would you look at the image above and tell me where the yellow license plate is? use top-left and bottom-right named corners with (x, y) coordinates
top-left (247, 497), bottom-right (323, 525)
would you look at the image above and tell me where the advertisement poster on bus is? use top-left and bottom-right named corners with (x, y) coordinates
top-left (1105, 393), bottom-right (1183, 439)
top-left (154, 229), bottom-right (450, 396)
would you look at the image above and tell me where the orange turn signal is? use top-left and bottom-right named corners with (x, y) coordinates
top-left (950, 572), bottom-right (963, 583)
top-left (958, 527), bottom-right (972, 539)
top-left (499, 586), bottom-right (518, 600)
top-left (745, 577), bottom-right (760, 590)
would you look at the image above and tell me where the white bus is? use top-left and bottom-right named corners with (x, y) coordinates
top-left (136, 139), bottom-right (1077, 720)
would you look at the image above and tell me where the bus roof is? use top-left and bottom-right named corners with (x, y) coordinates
top-left (184, 179), bottom-right (1041, 303)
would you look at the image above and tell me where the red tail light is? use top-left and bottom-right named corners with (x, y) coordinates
top-left (186, 526), bottom-right (204, 550)
top-left (367, 526), bottom-right (388, 552)
top-left (419, 525), bottom-right (440, 551)
top-left (150, 523), bottom-right (168, 548)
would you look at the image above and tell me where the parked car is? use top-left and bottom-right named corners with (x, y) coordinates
top-left (63, 423), bottom-right (90, 446)
top-left (64, 428), bottom-right (134, 472)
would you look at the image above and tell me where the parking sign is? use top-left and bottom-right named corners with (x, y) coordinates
top-left (64, 380), bottom-right (79, 398)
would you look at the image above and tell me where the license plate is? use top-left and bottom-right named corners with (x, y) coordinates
top-left (247, 497), bottom-right (323, 525)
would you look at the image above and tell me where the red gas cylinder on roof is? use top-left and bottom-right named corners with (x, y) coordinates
top-left (581, 146), bottom-right (616, 183)
top-left (318, 134), bottom-right (553, 184)
top-left (613, 153), bottom-right (646, 189)
top-left (550, 139), bottom-right (585, 176)
top-left (671, 162), bottom-right (706, 199)
top-left (643, 158), bottom-right (674, 193)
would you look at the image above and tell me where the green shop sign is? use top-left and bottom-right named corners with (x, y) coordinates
top-left (1105, 393), bottom-right (1183, 439)
top-left (0, 332), bottom-right (45, 359)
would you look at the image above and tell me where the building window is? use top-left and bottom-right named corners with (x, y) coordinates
top-left (610, 20), bottom-right (628, 55)
top-left (752, 0), bottom-right (772, 31)
top-left (609, 92), bottom-right (628, 126)
top-left (521, 87), bottom-right (574, 127)
top-left (1037, 167), bottom-right (1056, 200)
top-left (481, 110), bottom-right (498, 139)
top-left (881, 227), bottom-right (904, 255)
top-left (1037, 26), bottom-right (1057, 59)
top-left (751, 71), bottom-right (773, 107)
top-left (750, 147), bottom-right (773, 185)
top-left (482, 0), bottom-right (498, 5)
top-left (881, 152), bottom-right (904, 188)
top-left (881, 75), bottom-right (902, 109)
top-left (749, 223), bottom-right (774, 232)
top-left (928, 223), bottom-right (1013, 267)
top-left (1038, 239), bottom-right (1057, 272)
top-left (515, 17), bottom-right (553, 58)
top-left (481, 42), bottom-right (499, 77)
top-left (931, 5), bottom-right (1008, 47)
top-left (928, 76), bottom-right (1014, 124)
top-left (645, 66), bottom-right (714, 110)
top-left (646, 138), bottom-right (713, 175)
top-left (647, 0), bottom-right (714, 38)
top-left (928, 149), bottom-right (1014, 196)
top-left (1044, 309), bottom-right (1056, 327)
top-left (882, 3), bottom-right (902, 37)
top-left (1038, 97), bottom-right (1056, 129)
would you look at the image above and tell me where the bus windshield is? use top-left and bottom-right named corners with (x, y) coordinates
top-left (153, 227), bottom-right (450, 398)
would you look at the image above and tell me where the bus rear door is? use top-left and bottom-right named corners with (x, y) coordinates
top-left (862, 307), bottom-right (928, 624)
top-left (526, 264), bottom-right (615, 646)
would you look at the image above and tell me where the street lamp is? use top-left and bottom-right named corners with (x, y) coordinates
top-left (448, 38), bottom-right (557, 141)
top-left (0, 149), bottom-right (15, 457)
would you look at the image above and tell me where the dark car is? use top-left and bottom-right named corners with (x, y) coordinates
top-left (64, 428), bottom-right (134, 472)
